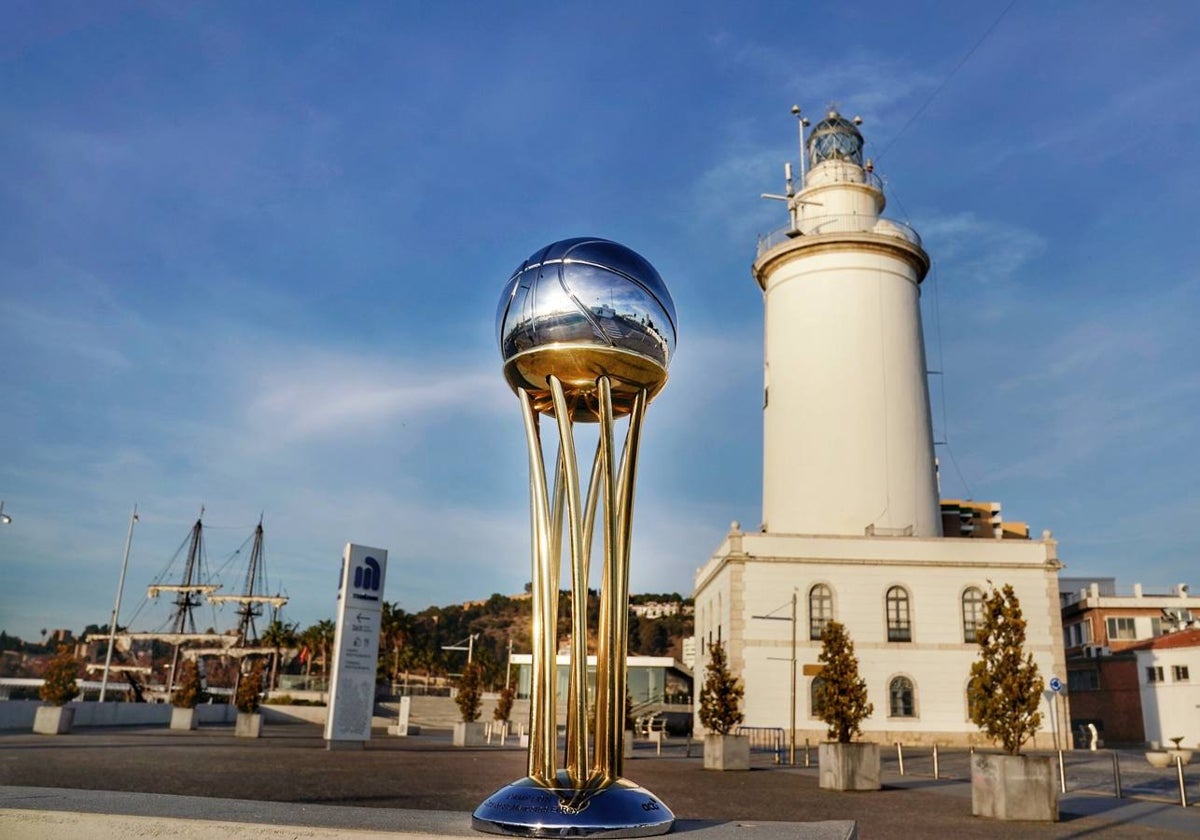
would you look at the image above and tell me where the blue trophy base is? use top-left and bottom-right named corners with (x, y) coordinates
top-left (472, 774), bottom-right (674, 837)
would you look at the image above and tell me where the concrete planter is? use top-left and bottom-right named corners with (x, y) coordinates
top-left (703, 733), bottom-right (750, 770)
top-left (819, 742), bottom-right (880, 791)
top-left (453, 721), bottom-right (487, 747)
top-left (235, 712), bottom-right (263, 738)
top-left (170, 707), bottom-right (198, 731)
top-left (971, 753), bottom-right (1058, 822)
top-left (1146, 751), bottom-right (1172, 768)
top-left (33, 706), bottom-right (74, 735)
top-left (1167, 749), bottom-right (1193, 766)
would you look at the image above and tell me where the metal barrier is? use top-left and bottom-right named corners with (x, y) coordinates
top-left (734, 726), bottom-right (785, 763)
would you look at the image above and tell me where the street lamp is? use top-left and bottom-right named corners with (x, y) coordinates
top-left (752, 589), bottom-right (798, 765)
top-left (0, 500), bottom-right (11, 525)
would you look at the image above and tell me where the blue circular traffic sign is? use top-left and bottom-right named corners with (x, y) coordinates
top-left (1049, 676), bottom-right (1063, 693)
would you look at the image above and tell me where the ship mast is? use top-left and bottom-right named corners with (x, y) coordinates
top-left (209, 517), bottom-right (289, 646)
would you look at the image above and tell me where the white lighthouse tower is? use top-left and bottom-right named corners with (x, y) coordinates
top-left (756, 110), bottom-right (941, 537)
top-left (692, 106), bottom-right (1065, 751)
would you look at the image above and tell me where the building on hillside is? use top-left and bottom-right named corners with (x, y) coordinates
top-left (1060, 577), bottom-right (1199, 745)
top-left (692, 109), bottom-right (1066, 748)
top-left (631, 601), bottom-right (689, 619)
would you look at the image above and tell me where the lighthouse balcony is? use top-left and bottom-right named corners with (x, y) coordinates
top-left (757, 213), bottom-right (922, 257)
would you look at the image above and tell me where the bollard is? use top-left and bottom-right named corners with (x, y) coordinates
top-left (932, 743), bottom-right (940, 780)
top-left (685, 734), bottom-right (692, 758)
top-left (1058, 749), bottom-right (1066, 794)
top-left (896, 742), bottom-right (905, 776)
top-left (1112, 750), bottom-right (1122, 799)
top-left (805, 738), bottom-right (811, 768)
top-left (1177, 755), bottom-right (1190, 808)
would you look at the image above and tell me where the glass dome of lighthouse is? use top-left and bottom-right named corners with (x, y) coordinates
top-left (807, 109), bottom-right (864, 168)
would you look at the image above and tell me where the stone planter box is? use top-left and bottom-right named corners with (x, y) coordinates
top-left (33, 706), bottom-right (74, 735)
top-left (170, 707), bottom-right (198, 731)
top-left (1167, 749), bottom-right (1193, 766)
top-left (703, 733), bottom-right (750, 770)
top-left (819, 742), bottom-right (880, 791)
top-left (453, 721), bottom-right (487, 747)
top-left (235, 712), bottom-right (263, 738)
top-left (1146, 751), bottom-right (1173, 768)
top-left (971, 753), bottom-right (1058, 822)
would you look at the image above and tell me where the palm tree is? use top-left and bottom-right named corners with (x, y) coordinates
top-left (313, 619), bottom-right (335, 679)
top-left (259, 619), bottom-right (298, 691)
top-left (381, 602), bottom-right (413, 687)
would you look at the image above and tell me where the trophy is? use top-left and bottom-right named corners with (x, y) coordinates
top-left (472, 237), bottom-right (677, 837)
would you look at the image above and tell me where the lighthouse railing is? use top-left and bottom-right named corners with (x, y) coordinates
top-left (757, 214), bottom-right (922, 257)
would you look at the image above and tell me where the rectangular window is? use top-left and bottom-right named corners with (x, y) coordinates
top-left (1067, 670), bottom-right (1100, 691)
top-left (1173, 665), bottom-right (1190, 682)
top-left (1151, 617), bottom-right (1164, 637)
top-left (1106, 617), bottom-right (1137, 641)
top-left (1146, 666), bottom-right (1164, 683)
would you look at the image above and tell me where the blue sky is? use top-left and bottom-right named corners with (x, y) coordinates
top-left (2, 2), bottom-right (1198, 642)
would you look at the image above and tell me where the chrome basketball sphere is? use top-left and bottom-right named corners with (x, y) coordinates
top-left (496, 237), bottom-right (677, 416)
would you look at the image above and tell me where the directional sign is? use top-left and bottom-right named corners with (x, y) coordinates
top-left (325, 544), bottom-right (387, 744)
top-left (1049, 676), bottom-right (1063, 693)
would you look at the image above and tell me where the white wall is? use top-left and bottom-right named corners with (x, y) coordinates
top-left (1137, 646), bottom-right (1200, 748)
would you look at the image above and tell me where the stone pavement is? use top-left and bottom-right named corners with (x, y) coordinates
top-left (1, 724), bottom-right (1196, 838)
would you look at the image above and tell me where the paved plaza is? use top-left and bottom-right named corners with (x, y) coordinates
top-left (1, 723), bottom-right (1197, 838)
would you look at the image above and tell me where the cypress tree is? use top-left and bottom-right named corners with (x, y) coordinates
top-left (968, 583), bottom-right (1043, 755)
top-left (816, 621), bottom-right (873, 743)
top-left (698, 641), bottom-right (743, 735)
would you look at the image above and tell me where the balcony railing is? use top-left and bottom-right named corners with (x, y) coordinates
top-left (756, 213), bottom-right (922, 258)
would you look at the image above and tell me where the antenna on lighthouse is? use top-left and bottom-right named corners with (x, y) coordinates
top-left (792, 105), bottom-right (810, 187)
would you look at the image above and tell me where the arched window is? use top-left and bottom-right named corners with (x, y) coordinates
top-left (809, 584), bottom-right (833, 640)
top-left (810, 677), bottom-right (827, 719)
top-left (889, 676), bottom-right (916, 718)
top-left (962, 587), bottom-right (984, 644)
top-left (886, 586), bottom-right (912, 642)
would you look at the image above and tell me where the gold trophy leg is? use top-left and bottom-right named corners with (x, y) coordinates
top-left (474, 378), bottom-right (672, 836)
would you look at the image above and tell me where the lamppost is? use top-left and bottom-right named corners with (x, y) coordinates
top-left (0, 500), bottom-right (12, 525)
top-left (99, 505), bottom-right (138, 702)
top-left (752, 590), bottom-right (798, 765)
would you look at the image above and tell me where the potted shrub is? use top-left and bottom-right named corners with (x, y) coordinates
top-left (453, 662), bottom-right (486, 746)
top-left (235, 659), bottom-right (265, 738)
top-left (1166, 736), bottom-right (1194, 766)
top-left (34, 645), bottom-right (80, 735)
top-left (493, 684), bottom-right (515, 742)
top-left (698, 641), bottom-right (748, 770)
top-left (815, 622), bottom-right (879, 790)
top-left (968, 583), bottom-right (1057, 822)
top-left (170, 659), bottom-right (202, 731)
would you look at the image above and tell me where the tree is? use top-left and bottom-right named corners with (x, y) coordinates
top-left (39, 645), bottom-right (81, 706)
top-left (236, 659), bottom-right (266, 714)
top-left (698, 641), bottom-right (743, 735)
top-left (815, 621), bottom-right (873, 743)
top-left (259, 619), bottom-right (297, 691)
top-left (494, 685), bottom-right (515, 724)
top-left (968, 583), bottom-right (1043, 755)
top-left (171, 659), bottom-right (202, 709)
top-left (455, 661), bottom-right (484, 723)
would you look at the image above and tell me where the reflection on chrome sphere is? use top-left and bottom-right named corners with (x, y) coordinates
top-left (496, 237), bottom-right (677, 415)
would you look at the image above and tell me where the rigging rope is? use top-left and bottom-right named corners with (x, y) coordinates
top-left (874, 0), bottom-right (1017, 165)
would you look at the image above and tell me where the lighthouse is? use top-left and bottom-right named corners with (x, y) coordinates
top-left (692, 105), bottom-right (1064, 752)
top-left (754, 109), bottom-right (942, 537)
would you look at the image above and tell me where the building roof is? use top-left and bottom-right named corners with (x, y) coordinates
top-left (1125, 628), bottom-right (1200, 651)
